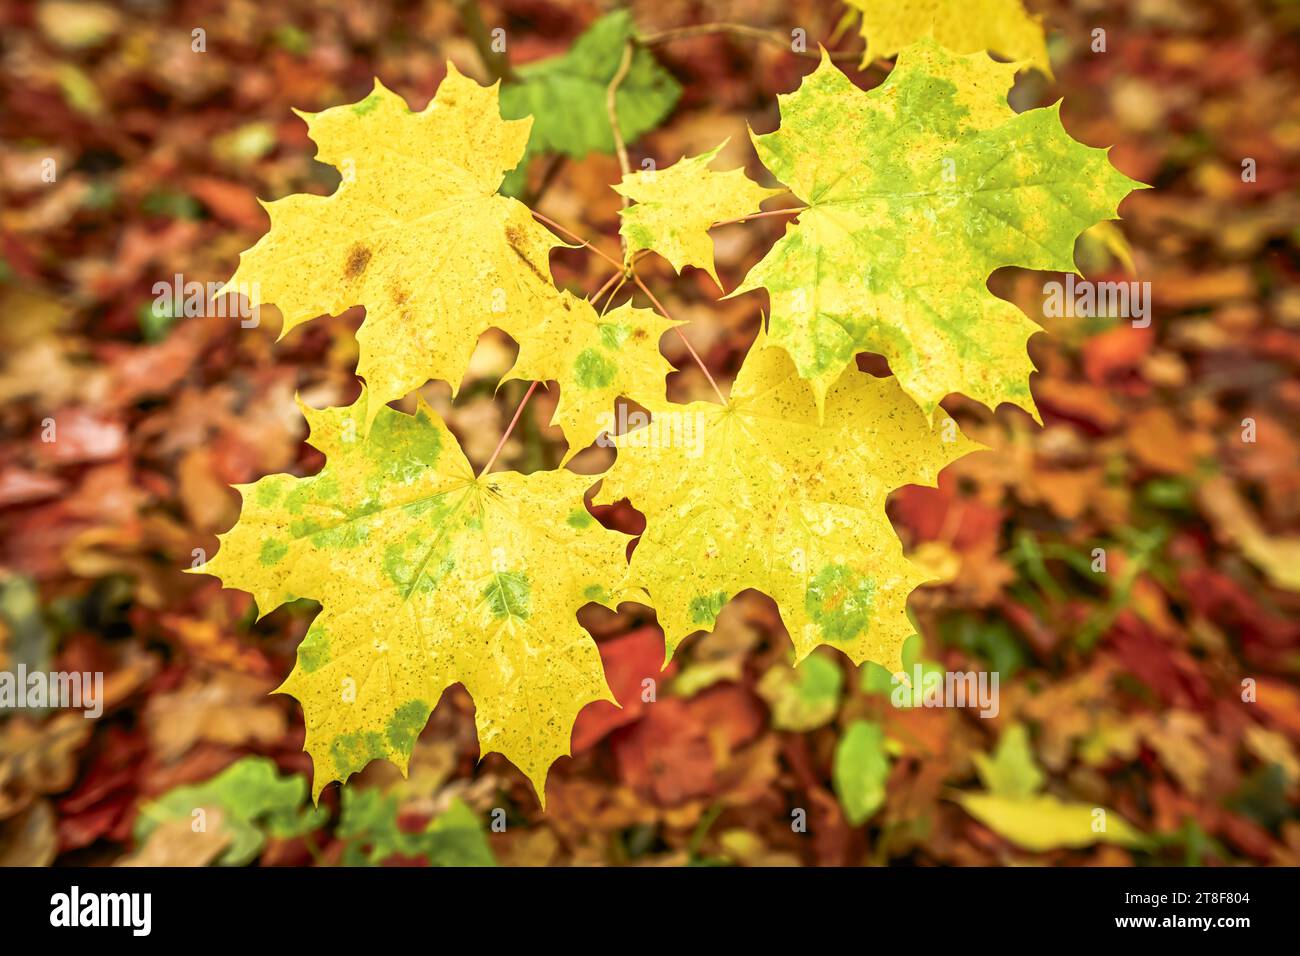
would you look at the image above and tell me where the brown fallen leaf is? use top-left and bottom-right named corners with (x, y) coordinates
top-left (144, 670), bottom-right (285, 762)
top-left (0, 799), bottom-right (57, 866)
top-left (115, 809), bottom-right (233, 867)
top-left (0, 713), bottom-right (92, 819)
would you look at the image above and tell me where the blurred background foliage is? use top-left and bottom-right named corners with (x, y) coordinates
top-left (1, 0), bottom-right (1299, 866)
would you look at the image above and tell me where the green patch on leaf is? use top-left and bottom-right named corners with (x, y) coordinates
top-left (566, 508), bottom-right (595, 529)
top-left (331, 731), bottom-right (387, 778)
top-left (688, 590), bottom-right (729, 626)
top-left (574, 347), bottom-right (618, 389)
top-left (483, 570), bottom-right (531, 621)
top-left (386, 699), bottom-right (429, 753)
top-left (259, 539), bottom-right (288, 566)
top-left (805, 564), bottom-right (875, 643)
top-left (297, 625), bottom-right (330, 673)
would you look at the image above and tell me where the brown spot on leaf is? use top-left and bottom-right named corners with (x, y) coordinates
top-left (505, 227), bottom-right (545, 284)
top-left (345, 244), bottom-right (372, 280)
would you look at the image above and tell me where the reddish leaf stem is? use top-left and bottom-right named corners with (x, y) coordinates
top-left (531, 209), bottom-right (626, 272)
top-left (478, 380), bottom-right (539, 478)
top-left (630, 272), bottom-right (728, 405)
top-left (711, 206), bottom-right (805, 228)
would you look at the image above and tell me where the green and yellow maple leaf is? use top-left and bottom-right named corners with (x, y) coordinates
top-left (196, 389), bottom-right (640, 802)
top-left (507, 292), bottom-right (679, 464)
top-left (841, 0), bottom-right (1054, 78)
top-left (612, 142), bottom-right (785, 287)
top-left (732, 40), bottom-right (1145, 420)
top-left (593, 337), bottom-right (981, 672)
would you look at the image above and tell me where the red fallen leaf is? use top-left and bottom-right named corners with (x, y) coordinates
top-left (1105, 612), bottom-right (1212, 709)
top-left (56, 727), bottom-right (146, 851)
top-left (683, 683), bottom-right (765, 751)
top-left (1251, 679), bottom-right (1300, 741)
top-left (780, 734), bottom-right (853, 866)
top-left (58, 791), bottom-right (135, 852)
top-left (184, 176), bottom-right (267, 231)
top-left (1035, 378), bottom-right (1124, 433)
top-left (36, 408), bottom-right (126, 465)
top-left (609, 698), bottom-right (715, 805)
top-left (0, 466), bottom-right (65, 507)
top-left (102, 319), bottom-right (211, 407)
top-left (889, 473), bottom-right (1004, 554)
top-left (1218, 812), bottom-right (1277, 863)
top-left (259, 835), bottom-right (316, 867)
top-left (1179, 566), bottom-right (1300, 671)
top-left (571, 626), bottom-right (673, 753)
top-left (608, 684), bottom-right (766, 805)
top-left (1082, 323), bottom-right (1154, 387)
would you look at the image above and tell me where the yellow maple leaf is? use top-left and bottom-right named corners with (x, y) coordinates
top-left (195, 388), bottom-right (641, 803)
top-left (593, 337), bottom-right (981, 671)
top-left (612, 141), bottom-right (785, 287)
top-left (228, 64), bottom-right (563, 430)
top-left (843, 0), bottom-right (1054, 79)
top-left (507, 292), bottom-right (680, 464)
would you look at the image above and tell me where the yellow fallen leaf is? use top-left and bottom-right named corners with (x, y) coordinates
top-left (957, 793), bottom-right (1146, 851)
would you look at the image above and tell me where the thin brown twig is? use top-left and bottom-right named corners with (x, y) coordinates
top-left (630, 272), bottom-right (728, 405)
top-left (711, 206), bottom-right (805, 228)
top-left (598, 273), bottom-right (630, 315)
top-left (639, 22), bottom-right (861, 64)
top-left (478, 380), bottom-right (539, 478)
top-left (530, 209), bottom-right (626, 272)
top-left (588, 269), bottom-right (625, 305)
top-left (606, 40), bottom-right (636, 258)
top-left (529, 210), bottom-right (726, 404)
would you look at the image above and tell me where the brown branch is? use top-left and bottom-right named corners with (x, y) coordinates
top-left (605, 39), bottom-right (636, 258)
top-left (453, 0), bottom-right (517, 82)
top-left (639, 22), bottom-right (861, 64)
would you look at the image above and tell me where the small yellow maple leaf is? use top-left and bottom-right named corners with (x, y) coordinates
top-left (594, 335), bottom-right (981, 672)
top-left (195, 389), bottom-right (641, 803)
top-left (507, 292), bottom-right (680, 464)
top-left (843, 0), bottom-right (1054, 79)
top-left (612, 141), bottom-right (785, 287)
